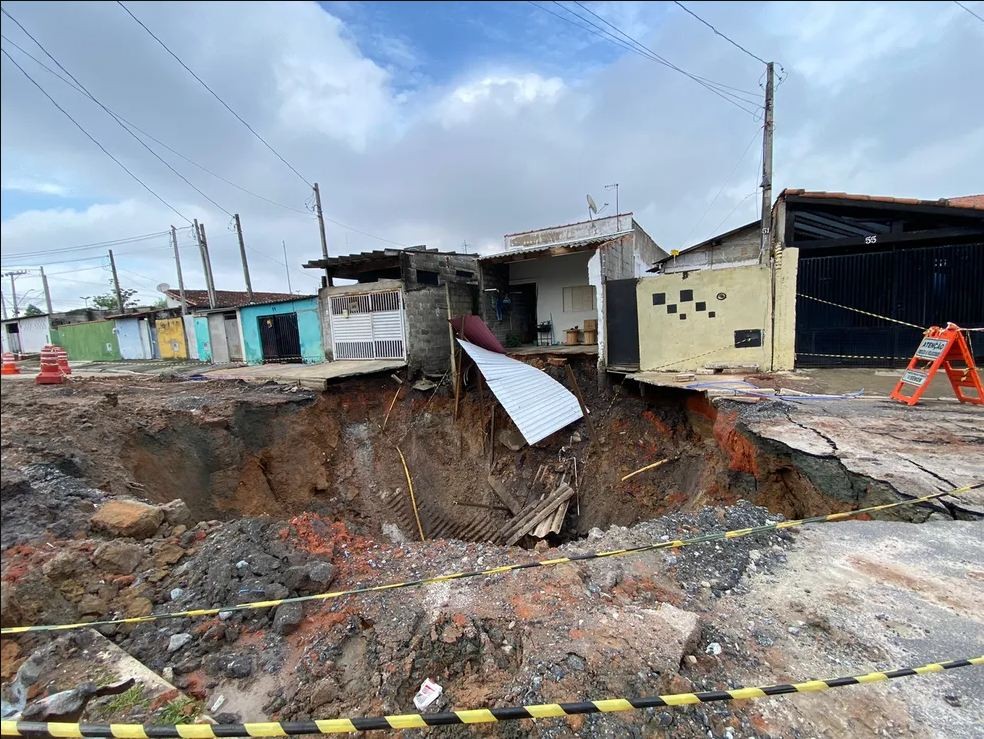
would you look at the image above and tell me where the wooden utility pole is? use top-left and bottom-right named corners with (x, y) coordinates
top-left (108, 249), bottom-right (124, 313)
top-left (312, 182), bottom-right (333, 286)
top-left (40, 266), bottom-right (53, 315)
top-left (759, 61), bottom-right (775, 264)
top-left (282, 240), bottom-right (293, 294)
top-left (171, 225), bottom-right (187, 316)
top-left (233, 213), bottom-right (254, 303)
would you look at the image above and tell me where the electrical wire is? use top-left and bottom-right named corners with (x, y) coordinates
top-left (953, 0), bottom-right (984, 23)
top-left (671, 1), bottom-right (769, 65)
top-left (0, 48), bottom-right (191, 223)
top-left (1, 8), bottom-right (232, 218)
top-left (554, 1), bottom-right (761, 116)
top-left (116, 1), bottom-right (312, 188)
top-left (0, 230), bottom-right (177, 259)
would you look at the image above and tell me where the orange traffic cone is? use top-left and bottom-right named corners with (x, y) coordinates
top-left (55, 347), bottom-right (71, 375)
top-left (35, 346), bottom-right (64, 385)
top-left (1, 352), bottom-right (19, 375)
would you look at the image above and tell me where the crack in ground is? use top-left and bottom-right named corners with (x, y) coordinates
top-left (784, 411), bottom-right (840, 454)
top-left (897, 455), bottom-right (956, 491)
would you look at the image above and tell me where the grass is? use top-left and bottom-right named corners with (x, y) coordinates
top-left (156, 697), bottom-right (202, 725)
top-left (102, 685), bottom-right (150, 715)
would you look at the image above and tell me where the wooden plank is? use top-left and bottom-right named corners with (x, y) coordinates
top-left (492, 483), bottom-right (575, 545)
top-left (488, 475), bottom-right (523, 515)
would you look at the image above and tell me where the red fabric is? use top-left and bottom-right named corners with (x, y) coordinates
top-left (450, 315), bottom-right (506, 354)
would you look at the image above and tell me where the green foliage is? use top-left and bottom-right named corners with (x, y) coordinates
top-left (103, 685), bottom-right (150, 715)
top-left (87, 281), bottom-right (139, 311)
top-left (23, 304), bottom-right (44, 316)
top-left (156, 697), bottom-right (201, 725)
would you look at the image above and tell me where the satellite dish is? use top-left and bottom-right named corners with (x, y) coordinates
top-left (586, 194), bottom-right (598, 215)
top-left (156, 282), bottom-right (171, 293)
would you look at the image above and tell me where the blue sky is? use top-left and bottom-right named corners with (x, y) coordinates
top-left (2, 1), bottom-right (981, 312)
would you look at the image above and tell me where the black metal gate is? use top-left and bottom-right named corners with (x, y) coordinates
top-left (258, 313), bottom-right (302, 363)
top-left (796, 243), bottom-right (984, 367)
top-left (606, 278), bottom-right (640, 369)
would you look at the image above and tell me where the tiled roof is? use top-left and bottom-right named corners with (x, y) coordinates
top-left (782, 189), bottom-right (984, 211)
top-left (165, 289), bottom-right (302, 309)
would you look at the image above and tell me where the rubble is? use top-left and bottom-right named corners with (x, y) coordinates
top-left (90, 500), bottom-right (164, 539)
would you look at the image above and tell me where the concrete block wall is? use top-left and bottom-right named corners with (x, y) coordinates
top-left (405, 282), bottom-right (475, 375)
top-left (401, 251), bottom-right (479, 289)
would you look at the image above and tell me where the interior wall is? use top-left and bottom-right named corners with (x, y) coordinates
top-left (509, 251), bottom-right (596, 337)
top-left (636, 265), bottom-right (773, 371)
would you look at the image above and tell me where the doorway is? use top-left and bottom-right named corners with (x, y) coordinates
top-left (258, 313), bottom-right (301, 363)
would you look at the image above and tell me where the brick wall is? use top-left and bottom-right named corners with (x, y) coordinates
top-left (405, 282), bottom-right (476, 375)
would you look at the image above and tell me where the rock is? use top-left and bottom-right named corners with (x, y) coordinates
top-left (412, 379), bottom-right (436, 391)
top-left (587, 527), bottom-right (604, 540)
top-left (161, 499), bottom-right (193, 527)
top-left (566, 654), bottom-right (586, 671)
top-left (22, 678), bottom-right (134, 722)
top-left (283, 562), bottom-right (335, 594)
top-left (121, 595), bottom-right (153, 618)
top-left (497, 427), bottom-right (526, 452)
top-left (787, 626), bottom-right (801, 636)
top-left (168, 633), bottom-right (193, 653)
top-left (705, 642), bottom-right (722, 656)
top-left (273, 603), bottom-right (303, 635)
top-left (263, 583), bottom-right (290, 601)
top-left (77, 594), bottom-right (109, 616)
top-left (214, 713), bottom-right (241, 725)
top-left (685, 655), bottom-right (697, 665)
top-left (90, 500), bottom-right (163, 539)
top-left (170, 588), bottom-right (184, 601)
top-left (225, 655), bottom-right (253, 679)
top-left (246, 553), bottom-right (281, 576)
top-left (382, 523), bottom-right (407, 545)
top-left (93, 541), bottom-right (145, 574)
top-left (155, 543), bottom-right (186, 567)
top-left (41, 552), bottom-right (84, 581)
top-left (1, 641), bottom-right (23, 680)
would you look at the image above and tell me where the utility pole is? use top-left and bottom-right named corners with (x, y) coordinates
top-left (312, 182), bottom-right (333, 286)
top-left (108, 250), bottom-right (124, 313)
top-left (40, 266), bottom-right (53, 315)
top-left (759, 61), bottom-right (775, 264)
top-left (0, 284), bottom-right (7, 320)
top-left (233, 213), bottom-right (254, 303)
top-left (282, 240), bottom-right (293, 294)
top-left (195, 219), bottom-right (217, 309)
top-left (171, 225), bottom-right (187, 316)
top-left (3, 271), bottom-right (28, 317)
top-left (605, 183), bottom-right (619, 230)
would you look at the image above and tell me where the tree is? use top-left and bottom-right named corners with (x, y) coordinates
top-left (87, 281), bottom-right (139, 311)
top-left (150, 297), bottom-right (168, 309)
top-left (23, 304), bottom-right (44, 316)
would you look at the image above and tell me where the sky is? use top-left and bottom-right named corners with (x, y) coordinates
top-left (1, 0), bottom-right (982, 313)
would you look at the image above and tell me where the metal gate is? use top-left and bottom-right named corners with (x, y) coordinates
top-left (605, 278), bottom-right (640, 370)
top-left (258, 313), bottom-right (301, 363)
top-left (328, 290), bottom-right (406, 360)
top-left (796, 243), bottom-right (984, 367)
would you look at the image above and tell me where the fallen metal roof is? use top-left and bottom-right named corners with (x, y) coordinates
top-left (457, 338), bottom-right (583, 445)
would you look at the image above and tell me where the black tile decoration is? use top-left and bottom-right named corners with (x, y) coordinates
top-left (695, 301), bottom-right (706, 311)
top-left (652, 292), bottom-right (666, 306)
top-left (667, 304), bottom-right (677, 314)
top-left (708, 311), bottom-right (716, 318)
top-left (679, 313), bottom-right (687, 320)
top-left (734, 329), bottom-right (762, 348)
top-left (680, 289), bottom-right (693, 302)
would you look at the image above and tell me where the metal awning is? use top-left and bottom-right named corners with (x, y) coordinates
top-left (457, 339), bottom-right (583, 445)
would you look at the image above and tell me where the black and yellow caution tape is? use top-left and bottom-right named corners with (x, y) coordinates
top-left (796, 293), bottom-right (925, 330)
top-left (795, 352), bottom-right (909, 361)
top-left (3, 483), bottom-right (977, 636)
top-left (3, 656), bottom-right (979, 736)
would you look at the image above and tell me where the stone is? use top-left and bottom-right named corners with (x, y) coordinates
top-left (93, 541), bottom-right (145, 575)
top-left (273, 603), bottom-right (303, 635)
top-left (283, 562), bottom-right (335, 594)
top-left (41, 552), bottom-right (83, 581)
top-left (497, 427), bottom-right (526, 452)
top-left (121, 595), bottom-right (153, 618)
top-left (155, 543), bottom-right (186, 567)
top-left (705, 642), bottom-right (722, 656)
top-left (77, 594), bottom-right (109, 616)
top-left (90, 500), bottom-right (163, 539)
top-left (225, 655), bottom-right (254, 679)
top-left (263, 583), bottom-right (290, 601)
top-left (161, 499), bottom-right (193, 527)
top-left (170, 588), bottom-right (184, 601)
top-left (246, 553), bottom-right (280, 576)
top-left (168, 633), bottom-right (193, 653)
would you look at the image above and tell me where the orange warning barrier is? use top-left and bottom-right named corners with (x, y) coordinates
top-left (890, 323), bottom-right (983, 406)
top-left (34, 345), bottom-right (64, 385)
top-left (55, 346), bottom-right (71, 375)
top-left (1, 352), bottom-right (19, 375)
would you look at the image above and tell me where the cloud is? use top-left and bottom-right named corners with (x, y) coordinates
top-left (1, 177), bottom-right (69, 196)
top-left (1, 0), bottom-right (981, 314)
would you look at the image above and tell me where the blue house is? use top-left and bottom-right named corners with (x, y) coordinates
top-left (238, 296), bottom-right (324, 365)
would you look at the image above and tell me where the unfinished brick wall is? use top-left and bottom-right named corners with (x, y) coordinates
top-left (405, 282), bottom-right (476, 375)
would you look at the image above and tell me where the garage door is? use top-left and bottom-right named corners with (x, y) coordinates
top-left (329, 290), bottom-right (406, 360)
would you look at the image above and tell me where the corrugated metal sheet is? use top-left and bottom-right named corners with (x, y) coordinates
top-left (458, 339), bottom-right (583, 445)
top-left (478, 231), bottom-right (633, 263)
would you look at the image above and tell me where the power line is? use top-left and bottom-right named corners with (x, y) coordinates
top-left (539, 1), bottom-right (760, 117)
top-left (0, 230), bottom-right (176, 259)
top-left (564, 0), bottom-right (761, 114)
top-left (116, 1), bottom-right (312, 188)
top-left (1, 8), bottom-right (233, 218)
top-left (671, 1), bottom-right (769, 65)
top-left (0, 48), bottom-right (192, 223)
top-left (953, 0), bottom-right (984, 23)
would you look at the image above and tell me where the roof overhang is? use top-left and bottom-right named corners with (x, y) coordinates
top-left (479, 232), bottom-right (632, 266)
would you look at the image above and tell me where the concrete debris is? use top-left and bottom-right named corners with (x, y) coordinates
top-left (167, 633), bottom-right (193, 653)
top-left (497, 427), bottom-right (526, 452)
top-left (272, 603), bottom-right (303, 635)
top-left (161, 499), bottom-right (193, 527)
top-left (21, 678), bottom-right (134, 723)
top-left (92, 541), bottom-right (145, 574)
top-left (412, 378), bottom-right (437, 392)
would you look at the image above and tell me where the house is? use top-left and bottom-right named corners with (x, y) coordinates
top-left (304, 246), bottom-right (479, 375)
top-left (1, 314), bottom-right (53, 355)
top-left (163, 289), bottom-right (296, 364)
top-left (476, 213), bottom-right (666, 371)
top-left (634, 189), bottom-right (984, 373)
top-left (237, 295), bottom-right (323, 365)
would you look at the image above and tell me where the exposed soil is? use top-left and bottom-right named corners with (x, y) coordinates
top-left (2, 365), bottom-right (981, 737)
